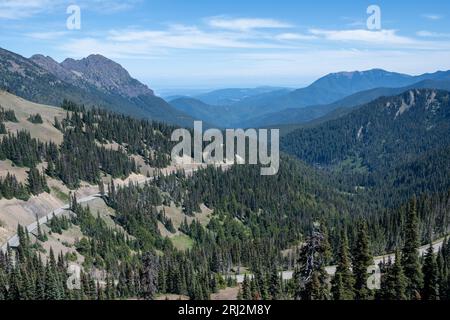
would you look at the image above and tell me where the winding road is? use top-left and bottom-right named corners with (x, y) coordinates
top-left (0, 168), bottom-right (198, 252)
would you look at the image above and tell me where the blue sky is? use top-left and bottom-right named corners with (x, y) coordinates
top-left (1, 0), bottom-right (450, 92)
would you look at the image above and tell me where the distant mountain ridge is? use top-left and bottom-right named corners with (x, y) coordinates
top-left (169, 69), bottom-right (450, 128)
top-left (0, 47), bottom-right (193, 126)
top-left (235, 69), bottom-right (424, 115)
top-left (195, 86), bottom-right (291, 106)
top-left (248, 78), bottom-right (450, 128)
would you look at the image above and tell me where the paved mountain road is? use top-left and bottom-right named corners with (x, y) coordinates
top-left (1, 194), bottom-right (100, 252)
top-left (0, 168), bottom-right (198, 252)
top-left (235, 237), bottom-right (446, 283)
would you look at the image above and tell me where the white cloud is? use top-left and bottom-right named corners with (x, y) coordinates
top-left (59, 37), bottom-right (167, 59)
top-left (207, 17), bottom-right (292, 31)
top-left (275, 33), bottom-right (317, 41)
top-left (59, 27), bottom-right (292, 59)
top-left (83, 0), bottom-right (141, 13)
top-left (105, 26), bottom-right (289, 50)
top-left (0, 0), bottom-right (138, 19)
top-left (59, 21), bottom-right (300, 58)
top-left (8, 10), bottom-right (447, 87)
top-left (56, 23), bottom-right (450, 63)
top-left (54, 17), bottom-right (315, 58)
top-left (26, 31), bottom-right (69, 40)
top-left (340, 16), bottom-right (366, 28)
top-left (308, 28), bottom-right (450, 50)
top-left (417, 30), bottom-right (450, 38)
top-left (309, 29), bottom-right (415, 45)
top-left (422, 14), bottom-right (443, 21)
top-left (0, 0), bottom-right (57, 19)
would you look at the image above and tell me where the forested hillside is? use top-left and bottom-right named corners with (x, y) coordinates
top-left (282, 89), bottom-right (450, 208)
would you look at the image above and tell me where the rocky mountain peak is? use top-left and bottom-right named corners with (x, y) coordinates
top-left (60, 54), bottom-right (154, 98)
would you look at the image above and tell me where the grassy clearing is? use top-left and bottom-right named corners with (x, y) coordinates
top-left (170, 234), bottom-right (194, 251)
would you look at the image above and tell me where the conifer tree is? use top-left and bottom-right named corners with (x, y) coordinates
top-left (27, 167), bottom-right (49, 195)
top-left (436, 245), bottom-right (449, 300)
top-left (422, 243), bottom-right (439, 300)
top-left (401, 199), bottom-right (423, 300)
top-left (36, 215), bottom-right (47, 242)
top-left (44, 265), bottom-right (60, 300)
top-left (242, 275), bottom-right (251, 300)
top-left (140, 251), bottom-right (159, 300)
top-left (269, 265), bottom-right (281, 300)
top-left (352, 222), bottom-right (373, 300)
top-left (294, 223), bottom-right (330, 300)
top-left (332, 229), bottom-right (355, 300)
top-left (381, 250), bottom-right (407, 300)
top-left (17, 224), bottom-right (30, 262)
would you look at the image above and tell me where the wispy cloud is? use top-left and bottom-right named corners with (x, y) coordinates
top-left (308, 28), bottom-right (450, 50)
top-left (59, 25), bottom-right (293, 59)
top-left (106, 25), bottom-right (289, 49)
top-left (340, 16), bottom-right (366, 28)
top-left (57, 18), bottom-right (304, 58)
top-left (6, 8), bottom-right (448, 86)
top-left (275, 33), bottom-right (317, 41)
top-left (26, 31), bottom-right (69, 40)
top-left (0, 0), bottom-right (138, 19)
top-left (84, 0), bottom-right (141, 13)
top-left (309, 29), bottom-right (414, 45)
top-left (422, 14), bottom-right (444, 21)
top-left (417, 30), bottom-right (450, 38)
top-left (206, 17), bottom-right (292, 31)
top-left (0, 0), bottom-right (57, 19)
top-left (59, 37), bottom-right (167, 59)
top-left (56, 22), bottom-right (450, 60)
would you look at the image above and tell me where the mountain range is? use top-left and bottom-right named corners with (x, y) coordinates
top-left (3, 46), bottom-right (450, 133)
top-left (194, 86), bottom-right (292, 106)
top-left (169, 69), bottom-right (450, 128)
top-left (0, 47), bottom-right (193, 126)
top-left (246, 78), bottom-right (450, 128)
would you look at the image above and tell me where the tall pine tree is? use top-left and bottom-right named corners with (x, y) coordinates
top-left (381, 250), bottom-right (407, 300)
top-left (422, 243), bottom-right (439, 300)
top-left (331, 229), bottom-right (355, 300)
top-left (401, 199), bottom-right (423, 300)
top-left (352, 222), bottom-right (373, 300)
